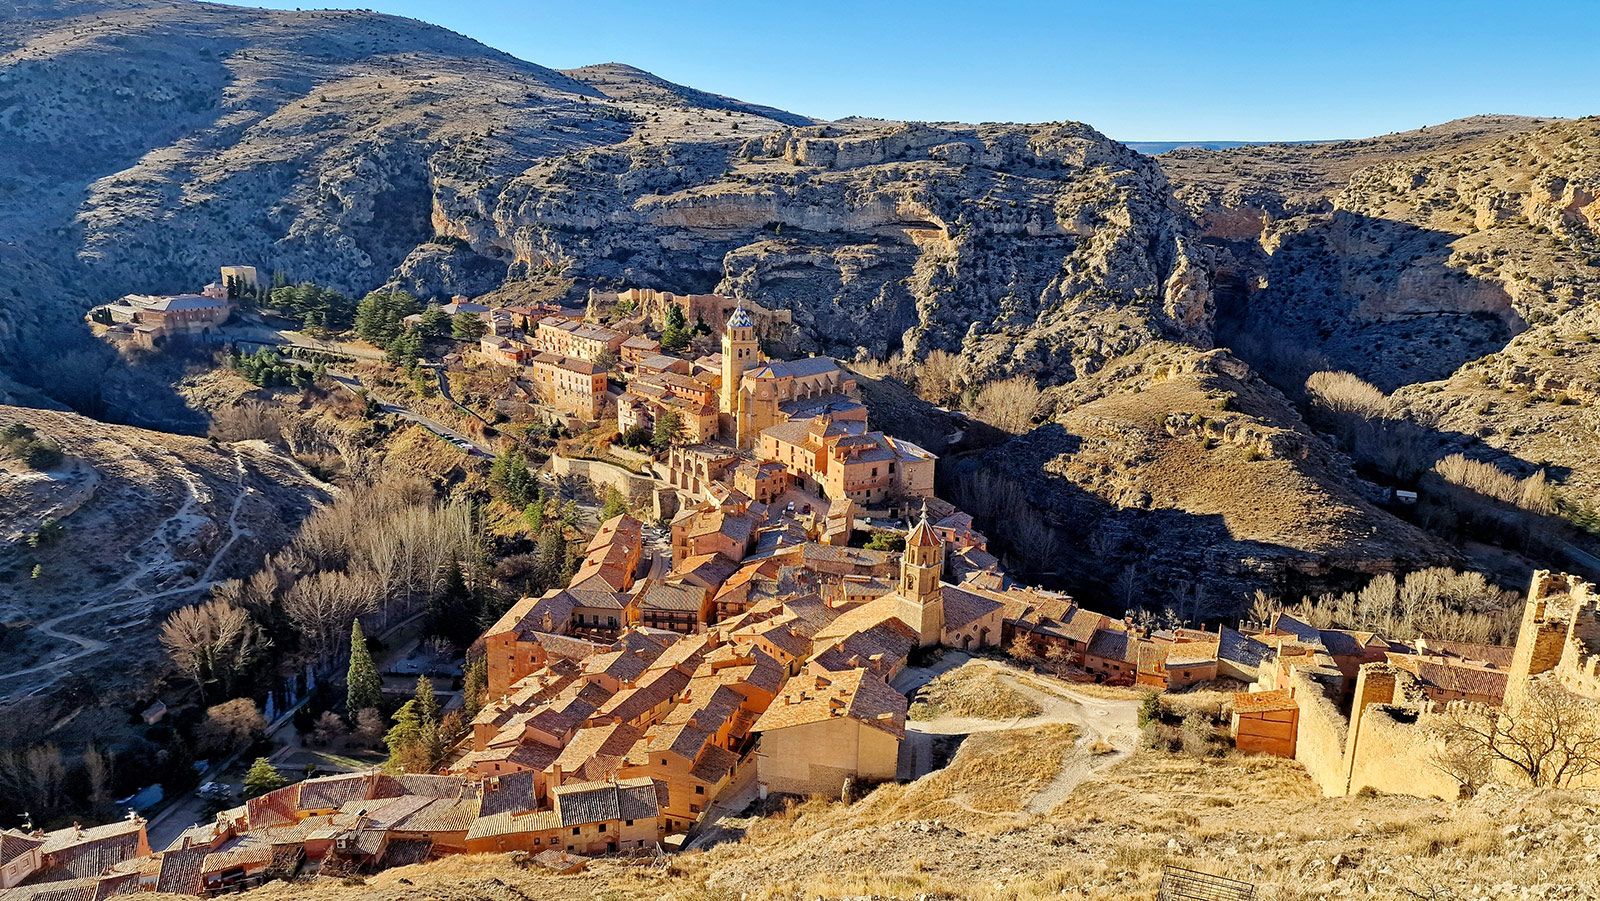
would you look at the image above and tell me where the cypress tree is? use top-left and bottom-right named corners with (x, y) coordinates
top-left (345, 620), bottom-right (381, 719)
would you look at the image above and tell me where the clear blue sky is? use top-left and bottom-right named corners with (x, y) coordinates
top-left (224, 0), bottom-right (1599, 141)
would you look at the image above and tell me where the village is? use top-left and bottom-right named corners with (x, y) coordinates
top-left (11, 275), bottom-right (1597, 897)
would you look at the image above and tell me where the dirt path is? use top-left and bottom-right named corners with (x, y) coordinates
top-left (899, 659), bottom-right (1140, 816)
top-left (2, 446), bottom-right (256, 698)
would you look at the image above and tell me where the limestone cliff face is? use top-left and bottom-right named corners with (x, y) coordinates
top-left (1167, 117), bottom-right (1600, 511)
top-left (430, 120), bottom-right (1213, 386)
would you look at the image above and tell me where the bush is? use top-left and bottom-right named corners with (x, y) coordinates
top-left (1, 423), bottom-right (64, 470)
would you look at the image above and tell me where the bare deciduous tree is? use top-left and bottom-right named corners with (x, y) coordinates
top-left (281, 571), bottom-right (376, 670)
top-left (969, 376), bottom-right (1042, 435)
top-left (199, 698), bottom-right (267, 755)
top-left (915, 349), bottom-right (962, 405)
top-left (1430, 681), bottom-right (1600, 788)
top-left (159, 598), bottom-right (263, 702)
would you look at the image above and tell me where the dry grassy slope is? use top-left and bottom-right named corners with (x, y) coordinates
top-left (235, 748), bottom-right (1600, 901)
top-left (972, 346), bottom-right (1449, 601)
top-left (1171, 117), bottom-right (1600, 511)
top-left (0, 402), bottom-right (328, 725)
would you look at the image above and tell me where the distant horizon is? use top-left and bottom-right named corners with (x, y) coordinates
top-left (214, 1), bottom-right (1596, 142)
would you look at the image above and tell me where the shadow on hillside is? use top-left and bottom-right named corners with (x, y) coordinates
top-left (1212, 210), bottom-right (1526, 394)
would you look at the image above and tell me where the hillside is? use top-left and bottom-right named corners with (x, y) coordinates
top-left (233, 738), bottom-right (1598, 901)
top-left (0, 0), bottom-right (1594, 608)
top-left (0, 402), bottom-right (329, 737)
top-left (1171, 118), bottom-right (1600, 528)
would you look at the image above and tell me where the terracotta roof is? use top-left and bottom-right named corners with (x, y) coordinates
top-left (1232, 689), bottom-right (1298, 714)
top-left (941, 584), bottom-right (1004, 632)
top-left (466, 808), bottom-right (562, 841)
top-left (154, 845), bottom-right (207, 895)
top-left (1085, 627), bottom-right (1139, 664)
top-left (1412, 660), bottom-right (1510, 700)
top-left (639, 580), bottom-right (708, 613)
top-left (1165, 638), bottom-right (1221, 666)
top-left (36, 819), bottom-right (146, 881)
top-left (297, 773), bottom-right (373, 811)
top-left (478, 772), bottom-right (538, 817)
top-left (812, 619), bottom-right (917, 677)
top-left (2, 829), bottom-right (43, 867)
top-left (391, 797), bottom-right (481, 834)
top-left (753, 667), bottom-right (907, 738)
top-left (906, 507), bottom-right (941, 549)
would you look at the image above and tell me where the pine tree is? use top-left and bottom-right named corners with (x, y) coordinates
top-left (345, 620), bottom-right (381, 719)
top-left (243, 757), bottom-right (289, 799)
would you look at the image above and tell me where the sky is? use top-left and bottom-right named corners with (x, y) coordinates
top-left (224, 0), bottom-right (1600, 141)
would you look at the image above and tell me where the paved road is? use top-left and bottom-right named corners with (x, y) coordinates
top-left (327, 372), bottom-right (493, 458)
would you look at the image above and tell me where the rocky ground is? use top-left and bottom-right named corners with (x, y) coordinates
top-left (0, 402), bottom-right (329, 738)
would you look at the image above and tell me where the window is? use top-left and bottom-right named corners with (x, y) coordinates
top-left (598, 823), bottom-right (607, 832)
top-left (625, 819), bottom-right (634, 827)
top-left (694, 785), bottom-right (704, 795)
top-left (572, 827), bottom-right (580, 836)
top-left (690, 804), bottom-right (701, 814)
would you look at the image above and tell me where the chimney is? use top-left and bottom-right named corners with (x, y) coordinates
top-left (551, 763), bottom-right (563, 788)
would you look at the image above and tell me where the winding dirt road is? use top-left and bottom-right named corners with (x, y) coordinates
top-left (896, 656), bottom-right (1141, 817)
top-left (2, 447), bottom-right (257, 701)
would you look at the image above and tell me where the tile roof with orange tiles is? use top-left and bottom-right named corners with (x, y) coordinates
top-left (753, 666), bottom-right (908, 739)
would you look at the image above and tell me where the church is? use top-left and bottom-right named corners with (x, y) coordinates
top-left (719, 303), bottom-right (858, 449)
top-left (813, 505), bottom-right (1007, 652)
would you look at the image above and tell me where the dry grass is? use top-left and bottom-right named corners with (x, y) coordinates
top-left (908, 666), bottom-right (1044, 721)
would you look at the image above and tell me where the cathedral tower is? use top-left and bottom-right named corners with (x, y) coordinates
top-left (720, 302), bottom-right (759, 416)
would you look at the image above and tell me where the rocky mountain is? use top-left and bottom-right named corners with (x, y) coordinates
top-left (2, 0), bottom-right (1596, 608)
top-left (1176, 117), bottom-right (1600, 513)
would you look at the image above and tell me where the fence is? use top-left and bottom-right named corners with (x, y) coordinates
top-left (1156, 865), bottom-right (1256, 901)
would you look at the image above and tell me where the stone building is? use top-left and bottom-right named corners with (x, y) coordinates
top-left (525, 352), bottom-right (608, 422)
top-left (752, 667), bottom-right (907, 797)
top-left (533, 316), bottom-right (626, 362)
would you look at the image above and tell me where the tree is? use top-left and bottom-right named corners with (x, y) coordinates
top-left (1430, 680), bottom-right (1600, 788)
top-left (462, 657), bottom-right (488, 721)
top-left (490, 449), bottom-right (537, 507)
top-left (159, 598), bottom-right (262, 703)
top-left (417, 308), bottom-right (452, 341)
top-left (354, 288), bottom-right (420, 347)
top-left (599, 485), bottom-right (628, 520)
top-left (243, 757), bottom-right (288, 799)
top-left (451, 313), bottom-right (487, 342)
top-left (282, 572), bottom-right (375, 671)
top-left (345, 620), bottom-right (382, 719)
top-left (311, 711), bottom-right (348, 748)
top-left (353, 708), bottom-right (386, 749)
top-left (651, 409), bottom-right (683, 450)
top-left (661, 303), bottom-right (689, 351)
top-left (916, 349), bottom-right (962, 405)
top-left (199, 698), bottom-right (267, 756)
top-left (970, 376), bottom-right (1041, 434)
top-left (1009, 632), bottom-right (1037, 661)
